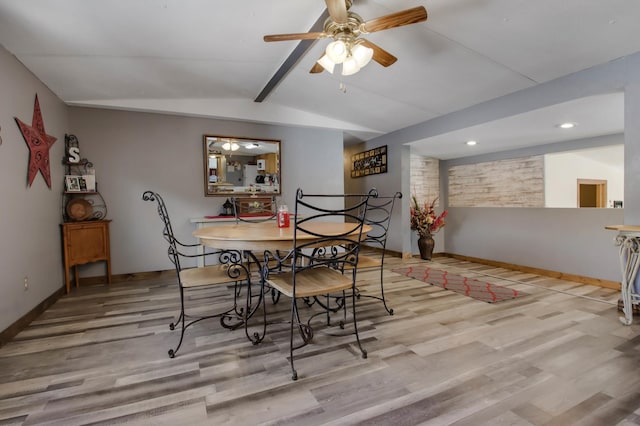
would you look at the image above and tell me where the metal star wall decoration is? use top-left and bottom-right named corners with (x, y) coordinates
top-left (15, 94), bottom-right (57, 187)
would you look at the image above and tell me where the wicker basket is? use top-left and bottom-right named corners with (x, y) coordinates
top-left (66, 198), bottom-right (93, 221)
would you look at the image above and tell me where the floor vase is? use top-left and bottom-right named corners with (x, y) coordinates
top-left (418, 235), bottom-right (435, 260)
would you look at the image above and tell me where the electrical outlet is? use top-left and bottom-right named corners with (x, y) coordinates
top-left (23, 276), bottom-right (28, 291)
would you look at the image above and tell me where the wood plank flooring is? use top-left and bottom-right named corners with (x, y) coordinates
top-left (1, 254), bottom-right (639, 425)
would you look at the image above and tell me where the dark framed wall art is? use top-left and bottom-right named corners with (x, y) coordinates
top-left (351, 145), bottom-right (387, 178)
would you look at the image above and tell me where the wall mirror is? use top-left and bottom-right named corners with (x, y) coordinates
top-left (203, 135), bottom-right (281, 196)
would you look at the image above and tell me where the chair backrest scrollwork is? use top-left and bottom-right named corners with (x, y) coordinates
top-left (289, 188), bottom-right (377, 273)
top-left (142, 190), bottom-right (182, 270)
top-left (363, 191), bottom-right (402, 254)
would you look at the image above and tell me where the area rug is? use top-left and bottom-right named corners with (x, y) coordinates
top-left (391, 265), bottom-right (528, 303)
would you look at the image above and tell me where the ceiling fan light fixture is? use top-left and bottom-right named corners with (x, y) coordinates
top-left (317, 54), bottom-right (336, 73)
top-left (222, 142), bottom-right (240, 151)
top-left (341, 56), bottom-right (361, 76)
top-left (325, 40), bottom-right (348, 64)
top-left (352, 43), bottom-right (373, 68)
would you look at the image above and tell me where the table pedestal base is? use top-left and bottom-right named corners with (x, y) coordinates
top-left (613, 231), bottom-right (640, 325)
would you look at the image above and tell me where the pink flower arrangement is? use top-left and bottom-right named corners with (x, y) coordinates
top-left (410, 195), bottom-right (448, 238)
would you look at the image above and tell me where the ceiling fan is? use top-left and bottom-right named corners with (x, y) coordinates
top-left (263, 0), bottom-right (428, 76)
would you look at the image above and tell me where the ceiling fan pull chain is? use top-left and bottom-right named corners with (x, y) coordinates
top-left (339, 81), bottom-right (347, 93)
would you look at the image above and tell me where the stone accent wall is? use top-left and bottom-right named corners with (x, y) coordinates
top-left (410, 154), bottom-right (440, 206)
top-left (448, 156), bottom-right (544, 207)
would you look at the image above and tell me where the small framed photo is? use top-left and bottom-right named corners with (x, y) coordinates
top-left (65, 175), bottom-right (81, 192)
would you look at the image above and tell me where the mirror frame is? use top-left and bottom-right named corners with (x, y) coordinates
top-left (203, 134), bottom-right (281, 197)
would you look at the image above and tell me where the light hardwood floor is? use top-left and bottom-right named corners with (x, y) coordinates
top-left (1, 253), bottom-right (639, 425)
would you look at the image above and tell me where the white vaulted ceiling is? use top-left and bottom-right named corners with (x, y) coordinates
top-left (0, 0), bottom-right (636, 157)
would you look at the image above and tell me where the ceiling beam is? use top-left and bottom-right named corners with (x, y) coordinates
top-left (254, 10), bottom-right (329, 103)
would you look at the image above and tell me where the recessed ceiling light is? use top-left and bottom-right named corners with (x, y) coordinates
top-left (466, 140), bottom-right (477, 146)
top-left (558, 122), bottom-right (576, 129)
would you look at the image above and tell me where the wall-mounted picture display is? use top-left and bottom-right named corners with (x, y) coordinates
top-left (65, 175), bottom-right (81, 192)
top-left (351, 145), bottom-right (387, 178)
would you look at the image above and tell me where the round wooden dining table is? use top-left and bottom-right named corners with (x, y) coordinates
top-left (193, 220), bottom-right (372, 345)
top-left (193, 221), bottom-right (371, 252)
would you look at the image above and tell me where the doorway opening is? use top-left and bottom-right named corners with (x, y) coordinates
top-left (577, 179), bottom-right (607, 208)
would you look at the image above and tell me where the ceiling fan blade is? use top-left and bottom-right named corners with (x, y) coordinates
top-left (310, 61), bottom-right (325, 74)
top-left (325, 0), bottom-right (348, 24)
top-left (362, 6), bottom-right (427, 33)
top-left (264, 32), bottom-right (327, 42)
top-left (361, 39), bottom-right (397, 67)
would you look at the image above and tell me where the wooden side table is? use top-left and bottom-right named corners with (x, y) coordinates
top-left (61, 220), bottom-right (112, 293)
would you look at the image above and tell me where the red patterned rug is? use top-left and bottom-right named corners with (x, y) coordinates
top-left (391, 265), bottom-right (528, 303)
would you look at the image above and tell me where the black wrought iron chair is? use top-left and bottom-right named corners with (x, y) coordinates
top-left (264, 188), bottom-right (374, 380)
top-left (142, 190), bottom-right (249, 358)
top-left (346, 191), bottom-right (402, 315)
top-left (231, 195), bottom-right (291, 276)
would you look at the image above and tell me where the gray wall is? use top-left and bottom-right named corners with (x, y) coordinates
top-left (68, 107), bottom-right (345, 275)
top-left (0, 45), bottom-right (68, 331)
top-left (446, 207), bottom-right (623, 282)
